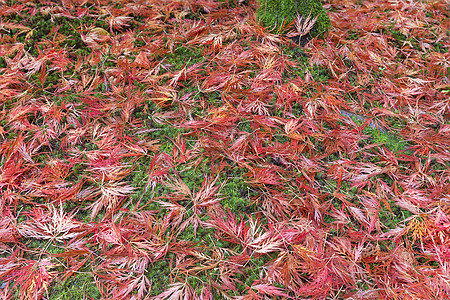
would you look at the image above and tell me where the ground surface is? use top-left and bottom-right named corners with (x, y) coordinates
top-left (0, 0), bottom-right (449, 299)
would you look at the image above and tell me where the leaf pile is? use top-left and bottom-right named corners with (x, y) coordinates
top-left (0, 0), bottom-right (448, 299)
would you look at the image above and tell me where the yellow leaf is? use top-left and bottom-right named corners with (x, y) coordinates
top-left (89, 27), bottom-right (109, 36)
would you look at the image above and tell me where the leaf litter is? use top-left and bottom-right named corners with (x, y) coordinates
top-left (0, 0), bottom-right (448, 298)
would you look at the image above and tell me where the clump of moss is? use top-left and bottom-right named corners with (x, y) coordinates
top-left (255, 0), bottom-right (331, 38)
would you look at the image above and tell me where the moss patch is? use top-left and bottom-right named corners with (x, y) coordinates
top-left (255, 0), bottom-right (331, 38)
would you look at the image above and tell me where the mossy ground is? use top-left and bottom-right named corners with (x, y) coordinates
top-left (1, 0), bottom-right (448, 298)
top-left (255, 0), bottom-right (331, 38)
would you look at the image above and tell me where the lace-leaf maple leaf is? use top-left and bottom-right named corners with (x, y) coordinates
top-left (286, 12), bottom-right (319, 45)
top-left (17, 206), bottom-right (84, 242)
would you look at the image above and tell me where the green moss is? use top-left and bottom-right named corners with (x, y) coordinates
top-left (362, 126), bottom-right (409, 153)
top-left (0, 56), bottom-right (6, 69)
top-left (158, 46), bottom-right (204, 71)
top-left (146, 257), bottom-right (172, 296)
top-left (255, 0), bottom-right (331, 38)
top-left (48, 272), bottom-right (101, 300)
top-left (378, 202), bottom-right (413, 231)
top-left (220, 170), bottom-right (256, 214)
top-left (344, 113), bottom-right (409, 153)
top-left (281, 45), bottom-right (331, 84)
